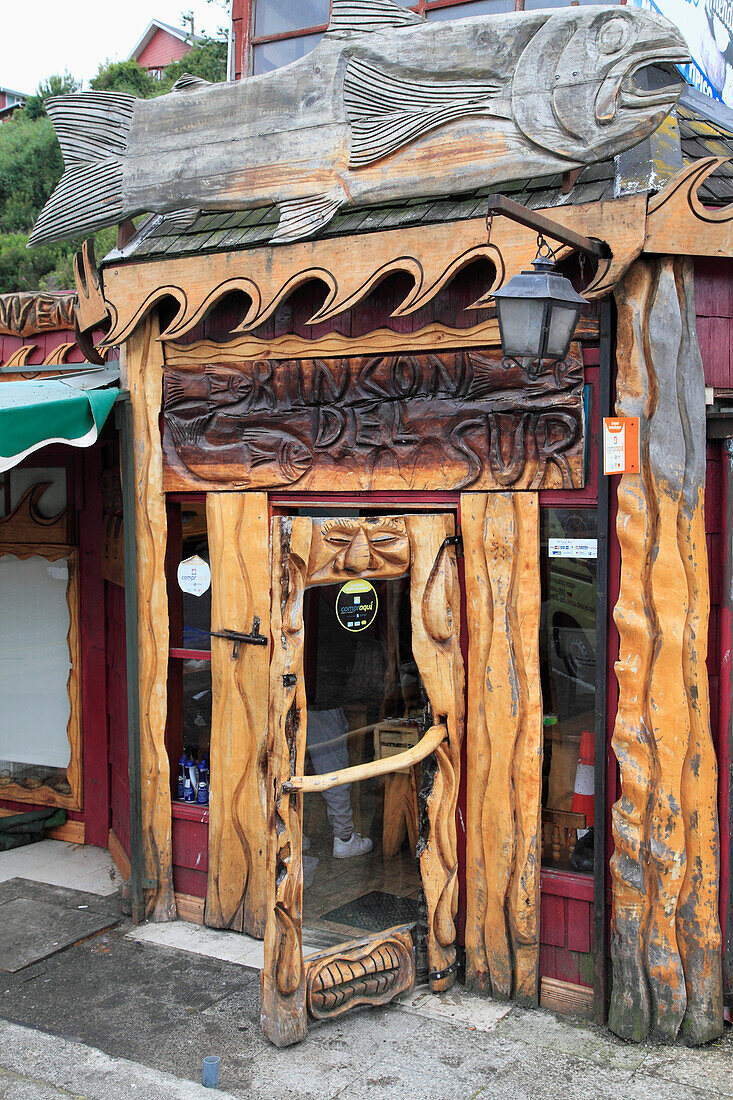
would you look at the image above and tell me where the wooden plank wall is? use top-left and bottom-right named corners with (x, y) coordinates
top-left (695, 259), bottom-right (733, 388)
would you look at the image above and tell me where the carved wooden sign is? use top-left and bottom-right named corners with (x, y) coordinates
top-left (161, 350), bottom-right (585, 493)
top-left (31, 0), bottom-right (688, 248)
top-left (0, 292), bottom-right (76, 337)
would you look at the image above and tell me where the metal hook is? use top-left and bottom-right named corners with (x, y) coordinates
top-left (486, 209), bottom-right (494, 245)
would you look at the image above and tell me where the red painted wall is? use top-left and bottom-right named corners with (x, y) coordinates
top-left (696, 258), bottom-right (733, 389)
top-left (136, 29), bottom-right (190, 71)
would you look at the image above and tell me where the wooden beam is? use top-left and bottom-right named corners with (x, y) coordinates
top-left (645, 158), bottom-right (733, 259)
top-left (609, 256), bottom-right (722, 1044)
top-left (463, 492), bottom-right (541, 1005)
top-left (127, 315), bottom-right (176, 922)
top-left (204, 491), bottom-right (270, 938)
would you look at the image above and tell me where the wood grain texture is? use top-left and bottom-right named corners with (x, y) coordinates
top-left (100, 198), bottom-right (645, 346)
top-left (0, 291), bottom-right (76, 336)
top-left (204, 492), bottom-right (269, 937)
top-left (161, 352), bottom-right (585, 494)
top-left (305, 925), bottom-right (415, 1020)
top-left (407, 514), bottom-right (464, 991)
top-left (463, 492), bottom-right (542, 1005)
top-left (260, 516), bottom-right (312, 1048)
top-left (0, 484), bottom-right (73, 546)
top-left (609, 256), bottom-right (722, 1045)
top-left (127, 315), bottom-right (176, 922)
top-left (645, 158), bottom-right (733, 259)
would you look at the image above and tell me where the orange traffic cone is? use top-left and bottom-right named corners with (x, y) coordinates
top-left (572, 729), bottom-right (594, 837)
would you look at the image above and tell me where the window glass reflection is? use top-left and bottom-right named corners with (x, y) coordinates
top-left (426, 0), bottom-right (515, 18)
top-left (540, 509), bottom-right (597, 875)
top-left (253, 32), bottom-right (325, 74)
top-left (301, 578), bottom-right (423, 945)
top-left (255, 0), bottom-right (330, 36)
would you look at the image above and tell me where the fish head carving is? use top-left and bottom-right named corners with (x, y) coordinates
top-left (308, 517), bottom-right (410, 584)
top-left (512, 6), bottom-right (690, 163)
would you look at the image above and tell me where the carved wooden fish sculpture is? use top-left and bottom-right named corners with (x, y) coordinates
top-left (30, 0), bottom-right (689, 248)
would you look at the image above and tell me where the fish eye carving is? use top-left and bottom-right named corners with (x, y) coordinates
top-left (598, 16), bottom-right (631, 54)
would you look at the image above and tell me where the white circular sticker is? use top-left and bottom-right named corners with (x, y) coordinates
top-left (177, 555), bottom-right (211, 598)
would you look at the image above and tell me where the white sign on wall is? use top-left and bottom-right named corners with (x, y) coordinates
top-left (548, 539), bottom-right (598, 559)
top-left (177, 555), bottom-right (211, 597)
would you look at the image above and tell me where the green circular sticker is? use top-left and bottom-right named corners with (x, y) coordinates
top-left (335, 579), bottom-right (378, 633)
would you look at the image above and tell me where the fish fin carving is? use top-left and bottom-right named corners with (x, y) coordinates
top-left (170, 73), bottom-right (214, 92)
top-left (329, 0), bottom-right (424, 34)
top-left (272, 192), bottom-right (344, 244)
top-left (344, 57), bottom-right (502, 168)
top-left (162, 208), bottom-right (201, 230)
top-left (29, 92), bottom-right (136, 247)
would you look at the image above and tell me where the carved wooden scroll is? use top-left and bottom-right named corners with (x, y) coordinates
top-left (407, 515), bottom-right (464, 991)
top-left (261, 513), bottom-right (464, 1045)
top-left (462, 493), bottom-right (542, 1005)
top-left (645, 157), bottom-right (733, 259)
top-left (609, 256), bottom-right (722, 1045)
top-left (161, 351), bottom-right (585, 494)
top-left (0, 484), bottom-right (73, 546)
top-left (305, 925), bottom-right (416, 1020)
top-left (99, 197), bottom-right (644, 348)
top-left (204, 492), bottom-right (269, 937)
top-left (0, 292), bottom-right (76, 337)
top-left (127, 316), bottom-right (175, 922)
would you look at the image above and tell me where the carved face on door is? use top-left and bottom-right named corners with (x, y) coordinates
top-left (307, 517), bottom-right (410, 585)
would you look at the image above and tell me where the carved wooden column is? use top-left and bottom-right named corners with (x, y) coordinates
top-left (205, 492), bottom-right (270, 937)
top-left (406, 515), bottom-right (464, 991)
top-left (127, 315), bottom-right (175, 921)
top-left (609, 256), bottom-right (722, 1044)
top-left (261, 516), bottom-right (312, 1048)
top-left (463, 492), bottom-right (542, 1005)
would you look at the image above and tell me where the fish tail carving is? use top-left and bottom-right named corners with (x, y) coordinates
top-left (29, 93), bottom-right (136, 247)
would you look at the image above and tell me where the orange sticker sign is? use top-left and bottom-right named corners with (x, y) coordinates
top-left (603, 417), bottom-right (640, 475)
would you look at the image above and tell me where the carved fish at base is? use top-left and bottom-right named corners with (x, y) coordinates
top-left (29, 0), bottom-right (690, 249)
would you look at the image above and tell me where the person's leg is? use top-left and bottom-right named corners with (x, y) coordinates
top-left (307, 708), bottom-right (372, 856)
top-left (307, 708), bottom-right (354, 840)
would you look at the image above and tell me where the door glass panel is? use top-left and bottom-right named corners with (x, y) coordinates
top-left (0, 554), bottom-right (71, 790)
top-left (540, 509), bottom-right (597, 874)
top-left (301, 577), bottom-right (424, 947)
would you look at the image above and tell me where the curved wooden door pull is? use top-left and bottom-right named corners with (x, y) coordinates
top-left (282, 723), bottom-right (447, 795)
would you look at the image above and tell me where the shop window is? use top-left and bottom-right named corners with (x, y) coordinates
top-left (426, 1), bottom-right (515, 18)
top-left (539, 507), bottom-right (597, 875)
top-left (0, 461), bottom-right (81, 810)
top-left (167, 499), bottom-right (212, 806)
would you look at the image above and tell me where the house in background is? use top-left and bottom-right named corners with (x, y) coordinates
top-left (0, 86), bottom-right (27, 122)
top-left (128, 19), bottom-right (203, 80)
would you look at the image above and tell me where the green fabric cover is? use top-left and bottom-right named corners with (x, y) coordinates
top-left (0, 380), bottom-right (118, 472)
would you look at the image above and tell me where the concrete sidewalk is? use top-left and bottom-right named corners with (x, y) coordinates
top-left (0, 854), bottom-right (732, 1099)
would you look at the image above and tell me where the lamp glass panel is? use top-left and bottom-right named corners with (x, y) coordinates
top-left (546, 303), bottom-right (582, 360)
top-left (497, 296), bottom-right (546, 359)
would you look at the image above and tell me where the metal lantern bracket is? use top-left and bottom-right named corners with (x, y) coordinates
top-left (484, 195), bottom-right (612, 260)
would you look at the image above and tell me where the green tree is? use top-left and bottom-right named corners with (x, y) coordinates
top-left (24, 71), bottom-right (79, 120)
top-left (90, 59), bottom-right (161, 98)
top-left (164, 37), bottom-right (229, 85)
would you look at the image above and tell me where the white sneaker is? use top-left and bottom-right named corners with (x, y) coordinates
top-left (333, 832), bottom-right (373, 859)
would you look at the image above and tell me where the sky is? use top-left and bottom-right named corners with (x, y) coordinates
top-left (0, 0), bottom-right (229, 95)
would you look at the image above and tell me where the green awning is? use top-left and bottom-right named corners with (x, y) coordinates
top-left (0, 379), bottom-right (118, 472)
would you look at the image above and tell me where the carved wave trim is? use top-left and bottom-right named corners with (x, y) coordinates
top-left (97, 196), bottom-right (646, 347)
top-left (1, 341), bottom-right (111, 375)
top-left (645, 157), bottom-right (733, 256)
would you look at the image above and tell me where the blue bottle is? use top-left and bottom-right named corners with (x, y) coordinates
top-left (183, 757), bottom-right (196, 802)
top-left (177, 755), bottom-right (186, 800)
top-left (197, 757), bottom-right (209, 806)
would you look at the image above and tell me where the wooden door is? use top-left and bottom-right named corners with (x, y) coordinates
top-left (260, 513), bottom-right (464, 1046)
